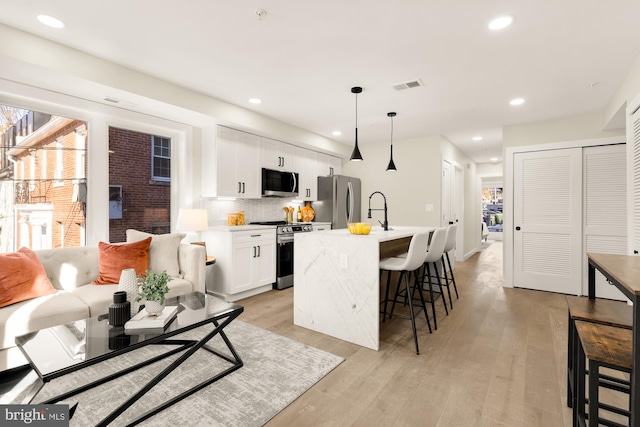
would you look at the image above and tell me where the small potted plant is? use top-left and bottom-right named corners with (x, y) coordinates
top-left (137, 270), bottom-right (171, 315)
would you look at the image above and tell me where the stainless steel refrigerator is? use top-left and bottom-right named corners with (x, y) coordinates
top-left (315, 175), bottom-right (361, 229)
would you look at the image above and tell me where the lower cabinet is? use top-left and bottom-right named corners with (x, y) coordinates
top-left (202, 228), bottom-right (276, 302)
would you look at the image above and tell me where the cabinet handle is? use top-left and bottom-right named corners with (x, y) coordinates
top-left (257, 245), bottom-right (261, 257)
top-left (238, 182), bottom-right (241, 193)
top-left (329, 167), bottom-right (333, 175)
top-left (250, 234), bottom-right (262, 237)
top-left (282, 157), bottom-right (285, 167)
top-left (242, 182), bottom-right (245, 193)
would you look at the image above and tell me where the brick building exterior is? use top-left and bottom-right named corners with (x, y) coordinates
top-left (108, 127), bottom-right (171, 243)
top-left (0, 114), bottom-right (87, 251)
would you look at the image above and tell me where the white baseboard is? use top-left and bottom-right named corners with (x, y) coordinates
top-left (464, 249), bottom-right (478, 260)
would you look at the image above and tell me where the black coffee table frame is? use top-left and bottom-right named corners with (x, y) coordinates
top-left (17, 293), bottom-right (243, 426)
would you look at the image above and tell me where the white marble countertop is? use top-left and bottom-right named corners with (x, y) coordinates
top-left (306, 225), bottom-right (436, 242)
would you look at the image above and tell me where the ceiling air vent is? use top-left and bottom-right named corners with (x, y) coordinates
top-left (392, 79), bottom-right (424, 91)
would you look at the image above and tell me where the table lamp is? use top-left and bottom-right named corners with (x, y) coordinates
top-left (176, 208), bottom-right (208, 244)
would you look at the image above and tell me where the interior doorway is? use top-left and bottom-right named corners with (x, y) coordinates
top-left (442, 159), bottom-right (464, 261)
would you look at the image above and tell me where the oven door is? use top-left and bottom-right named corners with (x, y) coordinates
top-left (276, 236), bottom-right (294, 289)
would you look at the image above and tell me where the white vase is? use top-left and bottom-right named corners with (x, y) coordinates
top-left (145, 300), bottom-right (165, 316)
top-left (117, 268), bottom-right (139, 317)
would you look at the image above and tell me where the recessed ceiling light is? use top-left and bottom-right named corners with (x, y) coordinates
top-left (488, 15), bottom-right (514, 31)
top-left (332, 131), bottom-right (342, 136)
top-left (37, 14), bottom-right (65, 29)
top-left (249, 98), bottom-right (262, 104)
top-left (472, 136), bottom-right (483, 141)
top-left (490, 157), bottom-right (498, 162)
top-left (509, 97), bottom-right (525, 106)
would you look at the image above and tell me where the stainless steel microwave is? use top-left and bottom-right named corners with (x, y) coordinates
top-left (262, 168), bottom-right (299, 197)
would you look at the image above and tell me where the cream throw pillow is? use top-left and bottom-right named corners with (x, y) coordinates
top-left (126, 230), bottom-right (185, 278)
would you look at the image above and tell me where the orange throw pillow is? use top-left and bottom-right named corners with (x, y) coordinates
top-left (93, 237), bottom-right (152, 285)
top-left (0, 247), bottom-right (56, 308)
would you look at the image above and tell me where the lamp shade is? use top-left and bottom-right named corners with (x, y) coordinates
top-left (176, 208), bottom-right (208, 231)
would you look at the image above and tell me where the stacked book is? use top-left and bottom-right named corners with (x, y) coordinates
top-left (124, 306), bottom-right (178, 332)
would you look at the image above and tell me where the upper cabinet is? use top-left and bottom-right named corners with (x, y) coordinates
top-left (318, 153), bottom-right (342, 177)
top-left (202, 126), bottom-right (261, 198)
top-left (261, 138), bottom-right (297, 171)
top-left (296, 148), bottom-right (319, 201)
top-left (202, 125), bottom-right (342, 200)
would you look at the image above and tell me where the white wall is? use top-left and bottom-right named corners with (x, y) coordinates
top-left (342, 135), bottom-right (442, 227)
top-left (503, 112), bottom-right (624, 148)
top-left (605, 51), bottom-right (640, 127)
top-left (342, 134), bottom-right (479, 258)
top-left (477, 162), bottom-right (503, 178)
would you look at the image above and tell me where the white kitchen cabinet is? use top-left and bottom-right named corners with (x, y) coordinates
top-left (261, 137), bottom-right (296, 171)
top-left (202, 126), bottom-right (261, 198)
top-left (296, 147), bottom-right (319, 201)
top-left (318, 153), bottom-right (342, 177)
top-left (202, 227), bottom-right (276, 302)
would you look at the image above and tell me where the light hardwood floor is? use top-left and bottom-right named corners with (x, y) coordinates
top-left (239, 241), bottom-right (575, 426)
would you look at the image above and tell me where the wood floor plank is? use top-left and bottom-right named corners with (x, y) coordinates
top-left (236, 241), bottom-right (574, 426)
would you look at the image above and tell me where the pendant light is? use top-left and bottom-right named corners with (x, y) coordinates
top-left (386, 112), bottom-right (397, 172)
top-left (349, 86), bottom-right (363, 161)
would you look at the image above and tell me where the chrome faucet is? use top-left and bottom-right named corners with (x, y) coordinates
top-left (368, 191), bottom-right (389, 231)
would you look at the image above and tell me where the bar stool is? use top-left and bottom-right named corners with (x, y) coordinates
top-left (379, 231), bottom-right (432, 354)
top-left (574, 320), bottom-right (632, 427)
top-left (566, 296), bottom-right (632, 413)
top-left (441, 224), bottom-right (459, 308)
top-left (420, 227), bottom-right (449, 330)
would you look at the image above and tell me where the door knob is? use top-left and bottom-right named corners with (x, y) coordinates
top-left (515, 226), bottom-right (521, 231)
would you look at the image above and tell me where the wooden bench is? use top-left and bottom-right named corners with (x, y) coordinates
top-left (574, 320), bottom-right (632, 427)
top-left (566, 296), bottom-right (632, 411)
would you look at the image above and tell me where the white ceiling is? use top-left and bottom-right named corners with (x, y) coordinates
top-left (1, 0), bottom-right (639, 163)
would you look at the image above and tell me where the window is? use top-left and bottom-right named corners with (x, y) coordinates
top-left (0, 106), bottom-right (88, 252)
top-left (152, 135), bottom-right (170, 182)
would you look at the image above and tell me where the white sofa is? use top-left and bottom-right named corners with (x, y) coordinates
top-left (0, 243), bottom-right (205, 372)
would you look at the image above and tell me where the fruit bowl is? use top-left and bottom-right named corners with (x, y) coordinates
top-left (347, 222), bottom-right (372, 235)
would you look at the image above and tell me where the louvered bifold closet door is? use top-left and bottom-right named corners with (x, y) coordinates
top-left (584, 144), bottom-right (627, 300)
top-left (514, 148), bottom-right (582, 294)
top-left (633, 108), bottom-right (640, 255)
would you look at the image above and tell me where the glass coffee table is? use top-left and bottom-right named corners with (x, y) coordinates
top-left (16, 292), bottom-right (243, 426)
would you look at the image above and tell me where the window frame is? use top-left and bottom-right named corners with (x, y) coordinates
top-left (151, 135), bottom-right (171, 182)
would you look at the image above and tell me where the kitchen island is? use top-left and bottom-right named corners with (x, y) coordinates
top-left (294, 226), bottom-right (436, 350)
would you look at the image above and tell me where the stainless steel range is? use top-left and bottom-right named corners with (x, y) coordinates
top-left (250, 221), bottom-right (313, 289)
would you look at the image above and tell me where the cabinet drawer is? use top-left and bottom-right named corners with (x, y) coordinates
top-left (233, 230), bottom-right (275, 244)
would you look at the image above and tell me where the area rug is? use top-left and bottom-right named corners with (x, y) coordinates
top-left (18, 320), bottom-right (344, 426)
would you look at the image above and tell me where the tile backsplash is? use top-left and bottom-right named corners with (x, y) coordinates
top-left (201, 198), bottom-right (308, 225)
